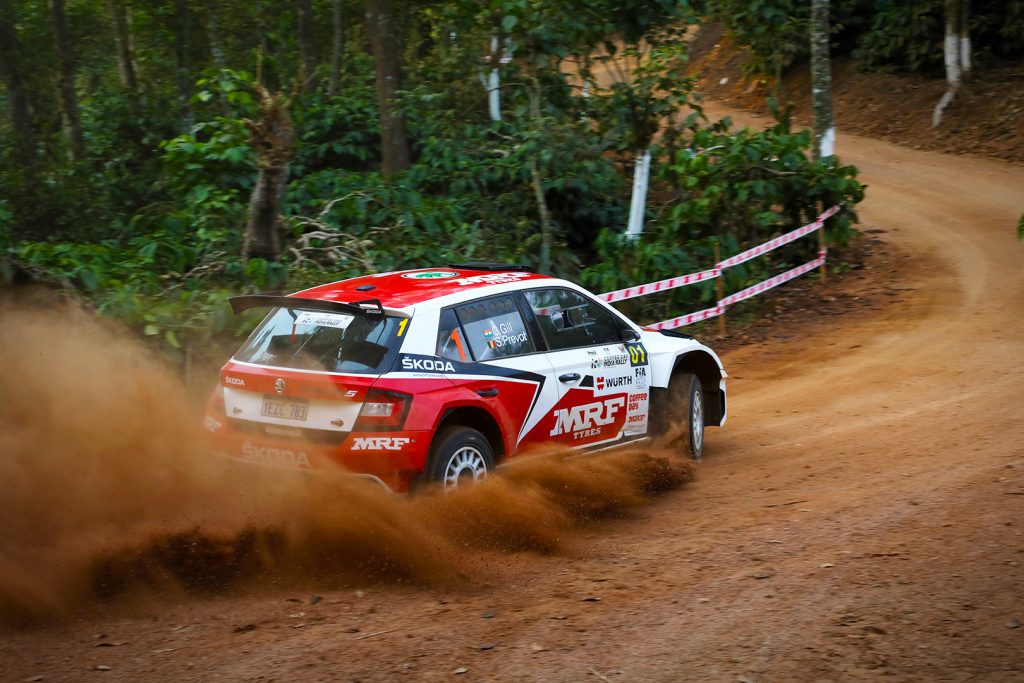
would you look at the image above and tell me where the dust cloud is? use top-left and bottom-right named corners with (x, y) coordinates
top-left (0, 297), bottom-right (694, 624)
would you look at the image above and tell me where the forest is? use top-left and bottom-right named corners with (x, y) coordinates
top-left (1, 0), bottom-right (1020, 362)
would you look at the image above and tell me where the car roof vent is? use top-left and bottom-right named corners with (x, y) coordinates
top-left (448, 262), bottom-right (536, 273)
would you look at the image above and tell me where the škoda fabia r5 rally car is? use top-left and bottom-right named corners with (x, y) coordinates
top-left (204, 263), bottom-right (726, 492)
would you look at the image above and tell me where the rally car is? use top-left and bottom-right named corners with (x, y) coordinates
top-left (204, 263), bottom-right (727, 492)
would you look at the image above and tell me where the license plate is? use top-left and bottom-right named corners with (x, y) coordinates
top-left (261, 396), bottom-right (309, 421)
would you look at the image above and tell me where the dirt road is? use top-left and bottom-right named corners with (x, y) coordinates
top-left (2, 121), bottom-right (1023, 681)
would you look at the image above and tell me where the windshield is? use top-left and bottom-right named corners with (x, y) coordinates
top-left (234, 308), bottom-right (404, 374)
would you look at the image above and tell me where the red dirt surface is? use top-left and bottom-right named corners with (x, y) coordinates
top-left (1, 109), bottom-right (1023, 681)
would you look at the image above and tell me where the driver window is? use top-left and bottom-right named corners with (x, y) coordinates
top-left (523, 288), bottom-right (621, 350)
top-left (455, 295), bottom-right (535, 361)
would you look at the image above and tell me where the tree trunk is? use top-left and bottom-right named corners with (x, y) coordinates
top-left (959, 0), bottom-right (971, 77)
top-left (207, 0), bottom-right (226, 69)
top-left (298, 0), bottom-right (317, 89)
top-left (933, 0), bottom-right (966, 128)
top-left (328, 0), bottom-right (344, 96)
top-left (625, 149), bottom-right (652, 241)
top-left (173, 0), bottom-right (192, 129)
top-left (108, 0), bottom-right (137, 91)
top-left (365, 0), bottom-right (410, 176)
top-left (528, 79), bottom-right (553, 271)
top-left (49, 0), bottom-right (84, 161)
top-left (0, 0), bottom-right (35, 167)
top-left (810, 0), bottom-right (835, 160)
top-left (244, 86), bottom-right (294, 261)
top-left (530, 162), bottom-right (553, 273)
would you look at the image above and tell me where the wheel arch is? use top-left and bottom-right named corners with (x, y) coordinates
top-left (670, 350), bottom-right (726, 427)
top-left (435, 405), bottom-right (507, 461)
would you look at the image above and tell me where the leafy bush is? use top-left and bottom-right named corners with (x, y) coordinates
top-left (583, 113), bottom-right (864, 325)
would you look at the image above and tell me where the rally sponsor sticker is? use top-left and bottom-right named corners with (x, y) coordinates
top-left (294, 311), bottom-right (354, 329)
top-left (401, 270), bottom-right (458, 280)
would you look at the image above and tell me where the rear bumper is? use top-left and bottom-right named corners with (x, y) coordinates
top-left (204, 413), bottom-right (432, 493)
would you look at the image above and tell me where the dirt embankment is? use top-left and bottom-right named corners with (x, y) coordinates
top-left (689, 23), bottom-right (1024, 164)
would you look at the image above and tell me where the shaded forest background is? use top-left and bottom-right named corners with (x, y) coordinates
top-left (0, 0), bottom-right (1020, 362)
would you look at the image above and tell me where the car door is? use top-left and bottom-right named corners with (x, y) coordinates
top-left (436, 294), bottom-right (561, 452)
top-left (518, 287), bottom-right (651, 449)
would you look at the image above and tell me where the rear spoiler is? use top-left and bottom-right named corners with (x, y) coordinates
top-left (229, 294), bottom-right (386, 318)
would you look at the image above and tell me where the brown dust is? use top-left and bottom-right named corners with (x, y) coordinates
top-left (0, 299), bottom-right (694, 624)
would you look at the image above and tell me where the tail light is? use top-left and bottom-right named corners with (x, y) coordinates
top-left (354, 389), bottom-right (411, 431)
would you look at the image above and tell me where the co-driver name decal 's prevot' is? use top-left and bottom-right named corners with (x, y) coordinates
top-left (598, 206), bottom-right (840, 330)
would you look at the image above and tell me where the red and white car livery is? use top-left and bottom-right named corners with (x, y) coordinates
top-left (205, 263), bottom-right (727, 491)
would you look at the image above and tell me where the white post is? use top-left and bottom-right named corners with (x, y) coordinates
top-left (488, 68), bottom-right (501, 122)
top-left (487, 36), bottom-right (501, 122)
top-left (625, 149), bottom-right (652, 242)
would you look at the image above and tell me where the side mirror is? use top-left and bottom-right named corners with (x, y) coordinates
top-left (621, 327), bottom-right (640, 342)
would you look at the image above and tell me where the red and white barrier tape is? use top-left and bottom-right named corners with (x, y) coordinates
top-left (647, 250), bottom-right (828, 330)
top-left (719, 251), bottom-right (826, 308)
top-left (715, 205), bottom-right (840, 270)
top-left (598, 267), bottom-right (721, 303)
top-left (603, 206), bottom-right (840, 329)
top-left (646, 305), bottom-right (725, 331)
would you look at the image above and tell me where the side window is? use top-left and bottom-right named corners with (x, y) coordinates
top-left (436, 308), bottom-right (471, 362)
top-left (523, 288), bottom-right (621, 350)
top-left (455, 295), bottom-right (535, 361)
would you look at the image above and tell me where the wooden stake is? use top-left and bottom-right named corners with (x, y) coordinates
top-left (714, 241), bottom-right (726, 337)
top-left (818, 220), bottom-right (828, 285)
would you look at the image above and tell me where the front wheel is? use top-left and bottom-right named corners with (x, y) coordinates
top-left (427, 425), bottom-right (495, 489)
top-left (653, 373), bottom-right (704, 460)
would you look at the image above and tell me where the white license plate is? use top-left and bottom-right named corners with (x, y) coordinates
top-left (261, 396), bottom-right (309, 421)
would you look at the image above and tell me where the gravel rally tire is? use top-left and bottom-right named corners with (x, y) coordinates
top-left (427, 425), bottom-right (495, 489)
top-left (656, 373), bottom-right (705, 460)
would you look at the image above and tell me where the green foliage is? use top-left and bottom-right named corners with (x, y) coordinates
top-left (708, 0), bottom-right (809, 78)
top-left (1, 0), bottom-right (869, 365)
top-left (582, 114), bottom-right (864, 325)
top-left (710, 0), bottom-right (1024, 77)
top-left (853, 0), bottom-right (943, 73)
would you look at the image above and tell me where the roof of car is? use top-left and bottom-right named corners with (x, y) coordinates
top-left (289, 267), bottom-right (557, 310)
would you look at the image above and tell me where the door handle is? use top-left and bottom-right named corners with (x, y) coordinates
top-left (559, 373), bottom-right (581, 383)
top-left (475, 388), bottom-right (499, 397)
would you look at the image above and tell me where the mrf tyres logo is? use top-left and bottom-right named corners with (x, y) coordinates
top-left (351, 437), bottom-right (412, 451)
top-left (549, 396), bottom-right (626, 440)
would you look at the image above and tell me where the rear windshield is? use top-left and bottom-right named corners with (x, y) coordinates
top-left (234, 308), bottom-right (404, 374)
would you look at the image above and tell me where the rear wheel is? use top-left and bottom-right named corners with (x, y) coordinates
top-left (427, 425), bottom-right (495, 489)
top-left (653, 373), bottom-right (704, 460)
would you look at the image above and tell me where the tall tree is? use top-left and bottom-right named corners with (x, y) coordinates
top-left (173, 0), bottom-right (192, 128)
top-left (108, 0), bottom-right (137, 91)
top-left (365, 0), bottom-right (410, 176)
top-left (327, 0), bottom-right (344, 96)
top-left (0, 0), bottom-right (35, 166)
top-left (933, 0), bottom-right (971, 127)
top-left (298, 0), bottom-right (317, 88)
top-left (207, 0), bottom-right (227, 69)
top-left (49, 0), bottom-right (84, 160)
top-left (810, 0), bottom-right (835, 159)
top-left (244, 85), bottom-right (294, 261)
